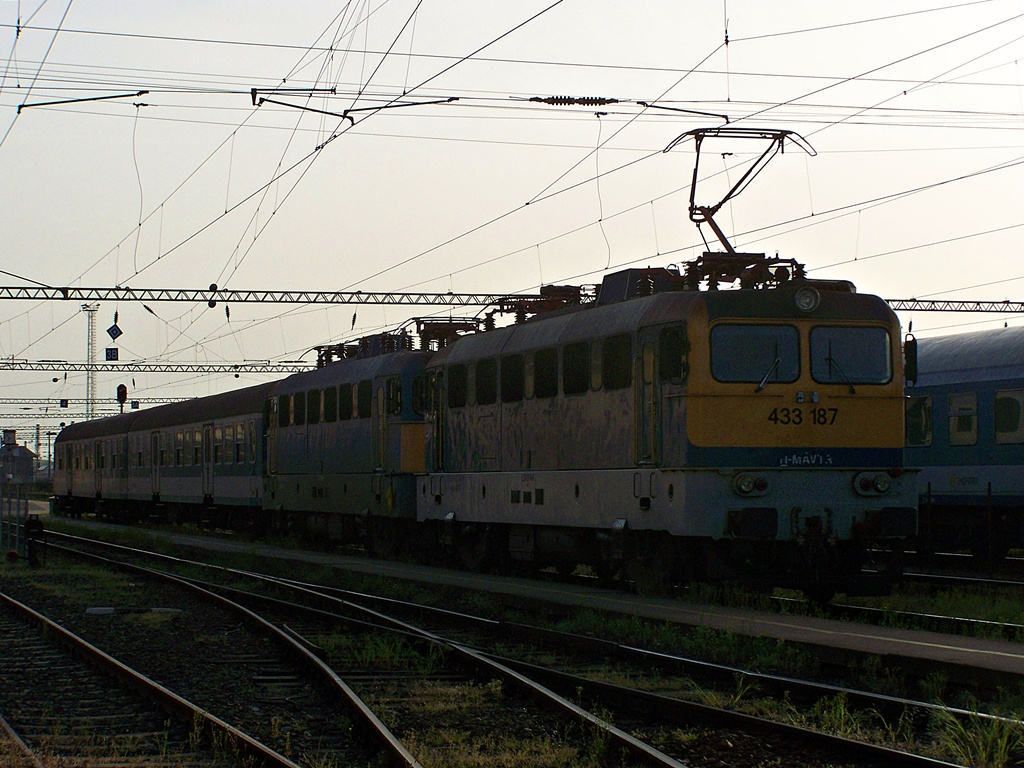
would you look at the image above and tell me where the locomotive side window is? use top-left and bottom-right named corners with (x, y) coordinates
top-left (602, 334), bottom-right (632, 390)
top-left (810, 326), bottom-right (891, 384)
top-left (476, 359), bottom-right (497, 405)
top-left (448, 364), bottom-right (468, 408)
top-left (357, 380), bottom-right (372, 418)
top-left (307, 390), bottom-right (321, 424)
top-left (905, 396), bottom-right (932, 446)
top-left (534, 348), bottom-right (558, 398)
top-left (501, 354), bottom-right (524, 402)
top-left (563, 342), bottom-right (590, 395)
top-left (948, 392), bottom-right (977, 446)
top-left (339, 383), bottom-right (353, 420)
top-left (278, 394), bottom-right (291, 428)
top-left (323, 385), bottom-right (338, 422)
top-left (995, 389), bottom-right (1024, 444)
top-left (293, 391), bottom-right (306, 426)
top-left (412, 374), bottom-right (428, 415)
top-left (386, 377), bottom-right (402, 415)
top-left (659, 326), bottom-right (687, 382)
top-left (711, 324), bottom-right (799, 383)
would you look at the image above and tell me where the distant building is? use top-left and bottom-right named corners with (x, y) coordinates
top-left (1, 431), bottom-right (37, 485)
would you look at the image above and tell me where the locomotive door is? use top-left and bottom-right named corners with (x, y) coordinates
top-left (637, 334), bottom-right (658, 465)
top-left (430, 371), bottom-right (444, 471)
top-left (202, 424), bottom-right (214, 499)
top-left (150, 432), bottom-right (161, 497)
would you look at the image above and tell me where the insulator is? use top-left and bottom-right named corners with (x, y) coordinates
top-left (530, 95), bottom-right (618, 106)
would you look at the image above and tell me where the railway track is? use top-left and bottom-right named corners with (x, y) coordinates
top-left (42, 530), bottom-right (972, 767)
top-left (0, 592), bottom-right (298, 768)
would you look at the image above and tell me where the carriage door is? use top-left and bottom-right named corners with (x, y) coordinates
top-left (150, 432), bottom-right (161, 497)
top-left (637, 332), bottom-right (658, 465)
top-left (202, 424), bottom-right (215, 499)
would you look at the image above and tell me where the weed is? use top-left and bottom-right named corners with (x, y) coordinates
top-left (930, 703), bottom-right (1024, 768)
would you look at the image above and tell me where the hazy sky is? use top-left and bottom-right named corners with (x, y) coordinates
top-left (1, 0), bottom-right (1023, 432)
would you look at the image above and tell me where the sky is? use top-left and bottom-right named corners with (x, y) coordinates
top-left (1, 0), bottom-right (1023, 441)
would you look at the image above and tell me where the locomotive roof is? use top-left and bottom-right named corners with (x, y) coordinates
top-left (274, 349), bottom-right (432, 394)
top-left (913, 326), bottom-right (1024, 387)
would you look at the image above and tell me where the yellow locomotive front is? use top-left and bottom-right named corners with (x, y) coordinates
top-left (677, 278), bottom-right (916, 597)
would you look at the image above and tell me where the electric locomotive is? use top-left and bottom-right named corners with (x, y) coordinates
top-left (416, 255), bottom-right (916, 597)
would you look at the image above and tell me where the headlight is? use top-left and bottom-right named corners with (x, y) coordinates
top-left (794, 287), bottom-right (821, 313)
top-left (733, 473), bottom-right (768, 496)
top-left (873, 474), bottom-right (892, 493)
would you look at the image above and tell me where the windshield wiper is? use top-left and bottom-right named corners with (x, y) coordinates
top-left (756, 357), bottom-right (782, 392)
top-left (825, 355), bottom-right (856, 394)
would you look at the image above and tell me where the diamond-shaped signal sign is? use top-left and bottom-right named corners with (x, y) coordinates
top-left (107, 323), bottom-right (123, 341)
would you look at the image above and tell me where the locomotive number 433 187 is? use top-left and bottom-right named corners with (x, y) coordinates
top-left (767, 407), bottom-right (838, 426)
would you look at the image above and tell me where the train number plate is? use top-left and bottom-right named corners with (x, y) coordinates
top-left (767, 407), bottom-right (838, 426)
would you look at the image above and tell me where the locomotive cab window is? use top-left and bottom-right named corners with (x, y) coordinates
top-left (995, 389), bottom-right (1024, 444)
top-left (385, 377), bottom-right (402, 415)
top-left (905, 396), bottom-right (932, 447)
top-left (810, 326), bottom-right (891, 385)
top-left (711, 324), bottom-right (799, 383)
top-left (948, 392), bottom-right (977, 446)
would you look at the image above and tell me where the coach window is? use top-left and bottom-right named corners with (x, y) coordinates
top-left (603, 334), bottom-right (632, 390)
top-left (222, 425), bottom-right (234, 464)
top-left (278, 394), bottom-right (291, 428)
top-left (563, 341), bottom-right (590, 395)
top-left (995, 389), bottom-right (1024, 444)
top-left (307, 390), bottom-right (321, 424)
top-left (948, 392), bottom-right (977, 446)
top-left (193, 430), bottom-right (202, 464)
top-left (534, 348), bottom-right (558, 398)
top-left (214, 427), bottom-right (224, 463)
top-left (659, 326), bottom-right (687, 382)
top-left (293, 391), bottom-right (306, 426)
top-left (448, 364), bottom-right (468, 408)
top-left (357, 379), bottom-right (372, 418)
top-left (905, 396), bottom-right (932, 447)
top-left (184, 431), bottom-right (192, 465)
top-left (235, 423), bottom-right (246, 462)
top-left (323, 385), bottom-right (338, 422)
top-left (248, 420), bottom-right (257, 463)
top-left (810, 326), bottom-right (891, 384)
top-left (175, 432), bottom-right (184, 466)
top-left (502, 354), bottom-right (524, 402)
top-left (338, 383), bottom-right (353, 420)
top-left (711, 324), bottom-right (799, 383)
top-left (476, 359), bottom-right (497, 405)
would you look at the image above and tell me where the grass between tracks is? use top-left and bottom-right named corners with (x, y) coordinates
top-left (35, 518), bottom-right (1024, 766)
